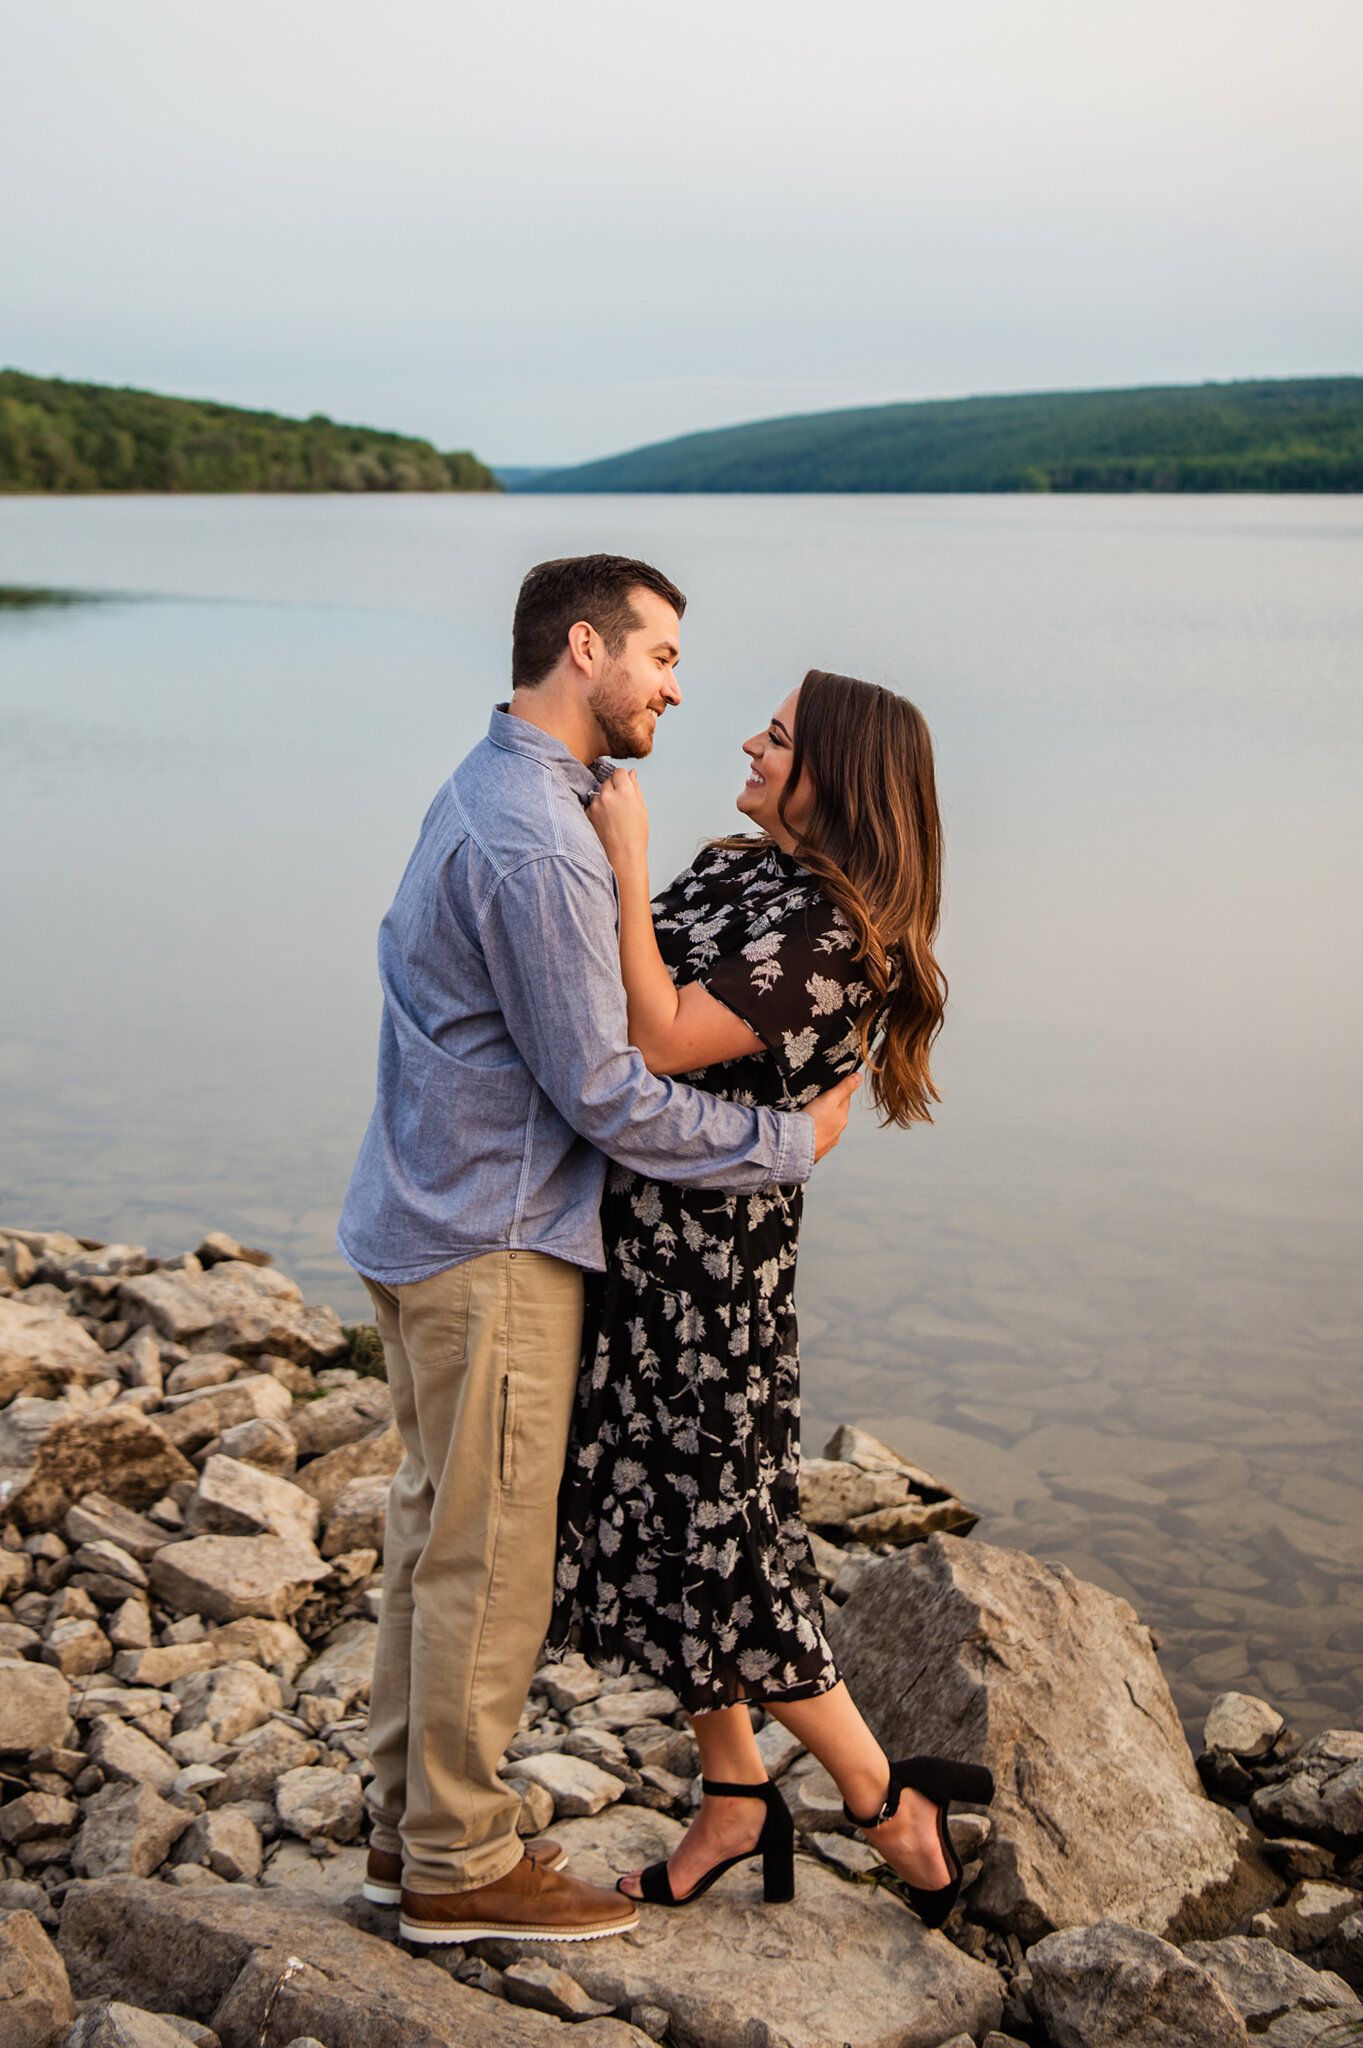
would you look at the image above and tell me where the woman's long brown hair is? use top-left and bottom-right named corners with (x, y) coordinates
top-left (719, 669), bottom-right (946, 1128)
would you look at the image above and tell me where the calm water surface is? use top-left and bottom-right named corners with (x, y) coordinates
top-left (2, 494), bottom-right (1361, 1740)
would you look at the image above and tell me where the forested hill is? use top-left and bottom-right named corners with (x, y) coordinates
top-left (518, 377), bottom-right (1363, 494)
top-left (0, 371), bottom-right (497, 493)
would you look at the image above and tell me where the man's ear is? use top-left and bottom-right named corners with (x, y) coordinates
top-left (566, 619), bottom-right (600, 678)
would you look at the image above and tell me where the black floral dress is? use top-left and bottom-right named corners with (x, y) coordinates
top-left (549, 838), bottom-right (873, 1714)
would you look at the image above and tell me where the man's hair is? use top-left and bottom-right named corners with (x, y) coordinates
top-left (511, 554), bottom-right (686, 690)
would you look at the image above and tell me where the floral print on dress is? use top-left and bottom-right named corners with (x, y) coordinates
top-left (548, 838), bottom-right (872, 1714)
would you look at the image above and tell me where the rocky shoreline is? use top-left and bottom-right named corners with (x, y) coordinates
top-left (1, 1221), bottom-right (1360, 2048)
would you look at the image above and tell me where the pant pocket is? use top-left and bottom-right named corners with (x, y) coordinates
top-left (500, 1372), bottom-right (517, 1487)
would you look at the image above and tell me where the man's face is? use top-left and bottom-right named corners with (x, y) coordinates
top-left (588, 588), bottom-right (682, 759)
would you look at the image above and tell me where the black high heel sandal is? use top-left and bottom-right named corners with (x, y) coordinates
top-left (620, 1777), bottom-right (796, 1907)
top-left (844, 1756), bottom-right (995, 1931)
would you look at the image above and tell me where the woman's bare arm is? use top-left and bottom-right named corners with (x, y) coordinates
top-left (587, 770), bottom-right (765, 1076)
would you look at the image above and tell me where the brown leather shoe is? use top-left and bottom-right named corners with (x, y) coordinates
top-left (400, 1853), bottom-right (638, 1943)
top-left (364, 1838), bottom-right (567, 1905)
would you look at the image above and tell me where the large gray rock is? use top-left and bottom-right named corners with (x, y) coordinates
top-left (214, 1417), bottom-right (296, 1476)
top-left (0, 1238), bottom-right (36, 1289)
top-left (273, 1766), bottom-right (365, 1842)
top-left (170, 1809), bottom-right (263, 1883)
top-left (286, 1383), bottom-right (392, 1460)
top-left (503, 1959), bottom-right (614, 2020)
top-left (159, 1377), bottom-right (292, 1428)
top-left (1250, 1878), bottom-right (1362, 1955)
top-left (1250, 1731), bottom-right (1363, 1849)
top-left (0, 1791), bottom-right (78, 1845)
top-left (0, 1390), bottom-right (83, 1478)
top-left (292, 1423), bottom-right (402, 1518)
top-left (295, 1619), bottom-right (375, 1711)
top-left (62, 1246), bottom-right (154, 1283)
top-left (185, 1456), bottom-right (320, 1545)
top-left (485, 1807), bottom-right (1004, 2048)
top-left (107, 1603), bottom-right (151, 1653)
top-left (85, 1717), bottom-right (179, 1796)
top-left (118, 1263), bottom-right (346, 1367)
top-left (114, 1643), bottom-right (217, 1686)
top-left (42, 1616), bottom-right (113, 1676)
top-left (798, 1459), bottom-right (914, 1528)
top-left (1027, 1920), bottom-right (1248, 2047)
top-left (5, 1410), bottom-right (194, 1533)
top-left (845, 1500), bottom-right (980, 1545)
top-left (148, 1534), bottom-right (330, 1623)
top-left (828, 1535), bottom-right (1276, 1941)
top-left (0, 1228), bottom-right (85, 1272)
top-left (64, 1494), bottom-right (171, 1565)
top-left (572, 1688), bottom-right (678, 1731)
top-left (1184, 1934), bottom-right (1362, 2045)
top-left (256, 1838), bottom-right (369, 1906)
top-left (205, 1720), bottom-right (320, 1807)
top-left (0, 1664), bottom-right (71, 1753)
top-left (0, 1550), bottom-right (32, 1602)
top-left (58, 1875), bottom-right (644, 2046)
top-left (321, 1475), bottom-right (388, 1557)
top-left (824, 1424), bottom-right (963, 1497)
top-left (511, 1752), bottom-right (626, 1819)
top-left (195, 1232), bottom-right (272, 1270)
top-left (205, 1618), bottom-right (310, 1682)
top-left (0, 1907), bottom-right (75, 2048)
top-left (71, 1783), bottom-right (191, 1879)
top-left (60, 2003), bottom-right (196, 2048)
top-left (0, 1299), bottom-right (110, 1405)
top-left (172, 1662), bottom-right (283, 1746)
top-left (164, 1354), bottom-right (237, 1398)
top-left (123, 1328), bottom-right (164, 1394)
top-left (1319, 1910), bottom-right (1363, 1990)
top-left (1203, 1693), bottom-right (1283, 1760)
top-left (799, 1429), bottom-right (978, 1547)
top-left (73, 1538), bottom-right (149, 1590)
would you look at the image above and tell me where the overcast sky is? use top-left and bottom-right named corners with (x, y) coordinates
top-left (6, 0), bottom-right (1361, 466)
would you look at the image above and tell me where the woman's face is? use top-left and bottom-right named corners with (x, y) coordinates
top-left (736, 687), bottom-right (811, 851)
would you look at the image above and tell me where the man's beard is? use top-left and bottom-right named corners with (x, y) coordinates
top-left (589, 663), bottom-right (655, 759)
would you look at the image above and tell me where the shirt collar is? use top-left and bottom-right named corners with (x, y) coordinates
top-left (488, 705), bottom-right (611, 804)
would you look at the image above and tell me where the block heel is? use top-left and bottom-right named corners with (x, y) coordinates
top-left (624, 1778), bottom-right (795, 1909)
top-left (844, 1754), bottom-right (996, 1931)
top-left (761, 1804), bottom-right (796, 1903)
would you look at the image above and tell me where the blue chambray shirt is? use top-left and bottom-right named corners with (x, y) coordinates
top-left (337, 708), bottom-right (814, 1284)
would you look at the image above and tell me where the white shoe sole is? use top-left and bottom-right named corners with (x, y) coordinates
top-left (399, 1907), bottom-right (638, 1944)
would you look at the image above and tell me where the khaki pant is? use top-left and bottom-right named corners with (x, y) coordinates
top-left (363, 1250), bottom-right (584, 1894)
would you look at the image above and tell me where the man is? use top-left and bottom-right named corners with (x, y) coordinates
top-left (337, 554), bottom-right (858, 1945)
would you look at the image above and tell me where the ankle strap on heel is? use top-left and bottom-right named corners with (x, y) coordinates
top-left (844, 1782), bottom-right (902, 1831)
top-left (701, 1778), bottom-right (775, 1800)
top-left (844, 1761), bottom-right (906, 1832)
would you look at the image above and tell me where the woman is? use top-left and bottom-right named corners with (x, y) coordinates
top-left (550, 670), bottom-right (992, 1922)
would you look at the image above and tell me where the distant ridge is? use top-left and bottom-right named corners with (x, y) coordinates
top-left (515, 377), bottom-right (1363, 494)
top-left (0, 370), bottom-right (497, 494)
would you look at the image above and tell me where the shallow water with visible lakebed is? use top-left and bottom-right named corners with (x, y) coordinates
top-left (2, 492), bottom-right (1360, 1743)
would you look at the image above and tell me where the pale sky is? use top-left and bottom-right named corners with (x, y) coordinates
top-left (5, 0), bottom-right (1361, 466)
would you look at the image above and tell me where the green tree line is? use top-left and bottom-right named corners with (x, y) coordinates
top-left (521, 377), bottom-right (1363, 494)
top-left (0, 370), bottom-right (497, 493)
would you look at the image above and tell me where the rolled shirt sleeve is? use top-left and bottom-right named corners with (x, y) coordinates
top-left (479, 853), bottom-right (815, 1191)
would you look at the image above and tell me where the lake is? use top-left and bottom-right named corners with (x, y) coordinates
top-left (2, 492), bottom-right (1361, 1741)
